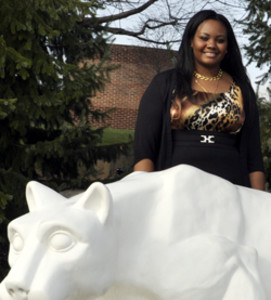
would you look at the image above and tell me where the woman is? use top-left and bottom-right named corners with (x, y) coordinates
top-left (133, 10), bottom-right (265, 190)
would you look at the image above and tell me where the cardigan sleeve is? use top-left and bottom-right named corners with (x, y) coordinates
top-left (246, 101), bottom-right (265, 173)
top-left (133, 70), bottom-right (171, 166)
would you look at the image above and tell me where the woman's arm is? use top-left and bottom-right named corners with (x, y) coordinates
top-left (244, 91), bottom-right (265, 190)
top-left (249, 171), bottom-right (265, 191)
top-left (133, 71), bottom-right (171, 171)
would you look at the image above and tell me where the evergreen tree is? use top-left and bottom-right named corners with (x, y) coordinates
top-left (257, 88), bottom-right (271, 190)
top-left (241, 0), bottom-right (271, 82)
top-left (0, 0), bottom-right (127, 278)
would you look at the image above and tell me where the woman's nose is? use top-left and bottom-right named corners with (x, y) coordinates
top-left (207, 39), bottom-right (216, 48)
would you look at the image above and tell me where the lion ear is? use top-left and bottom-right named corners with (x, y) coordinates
top-left (73, 182), bottom-right (112, 224)
top-left (26, 181), bottom-right (66, 212)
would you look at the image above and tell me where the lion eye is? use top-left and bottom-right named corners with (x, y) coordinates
top-left (49, 231), bottom-right (75, 252)
top-left (11, 233), bottom-right (24, 252)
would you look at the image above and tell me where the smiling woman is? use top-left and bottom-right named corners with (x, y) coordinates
top-left (191, 19), bottom-right (228, 74)
top-left (191, 19), bottom-right (230, 94)
top-left (133, 10), bottom-right (265, 191)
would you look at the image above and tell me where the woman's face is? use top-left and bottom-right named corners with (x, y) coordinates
top-left (191, 19), bottom-right (228, 71)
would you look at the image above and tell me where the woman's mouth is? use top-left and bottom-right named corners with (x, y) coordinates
top-left (204, 52), bottom-right (217, 58)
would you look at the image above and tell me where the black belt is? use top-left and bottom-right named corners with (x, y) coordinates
top-left (172, 130), bottom-right (238, 146)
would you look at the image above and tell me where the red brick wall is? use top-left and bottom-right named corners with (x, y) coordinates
top-left (91, 44), bottom-right (176, 130)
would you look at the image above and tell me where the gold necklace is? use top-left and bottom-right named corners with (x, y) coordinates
top-left (193, 69), bottom-right (223, 81)
top-left (194, 78), bottom-right (220, 94)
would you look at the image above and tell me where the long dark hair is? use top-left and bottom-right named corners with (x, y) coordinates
top-left (176, 10), bottom-right (255, 110)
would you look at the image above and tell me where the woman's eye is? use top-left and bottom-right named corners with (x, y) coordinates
top-left (200, 36), bottom-right (208, 41)
top-left (217, 39), bottom-right (225, 43)
top-left (49, 231), bottom-right (76, 252)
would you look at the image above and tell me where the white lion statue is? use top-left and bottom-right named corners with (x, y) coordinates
top-left (0, 164), bottom-right (271, 300)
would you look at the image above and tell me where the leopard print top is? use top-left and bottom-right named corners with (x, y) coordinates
top-left (170, 81), bottom-right (245, 133)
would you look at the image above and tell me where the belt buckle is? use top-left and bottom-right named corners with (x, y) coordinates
top-left (200, 134), bottom-right (215, 144)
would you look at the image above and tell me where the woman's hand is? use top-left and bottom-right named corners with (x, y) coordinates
top-left (133, 159), bottom-right (154, 172)
top-left (249, 171), bottom-right (266, 191)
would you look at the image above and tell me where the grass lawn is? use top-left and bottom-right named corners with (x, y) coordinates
top-left (101, 128), bottom-right (134, 145)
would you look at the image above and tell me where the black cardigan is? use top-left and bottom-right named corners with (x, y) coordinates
top-left (134, 69), bottom-right (264, 187)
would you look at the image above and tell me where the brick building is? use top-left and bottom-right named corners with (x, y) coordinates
top-left (91, 44), bottom-right (176, 130)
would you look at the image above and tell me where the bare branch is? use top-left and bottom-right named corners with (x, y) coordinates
top-left (106, 18), bottom-right (178, 36)
top-left (85, 0), bottom-right (158, 24)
